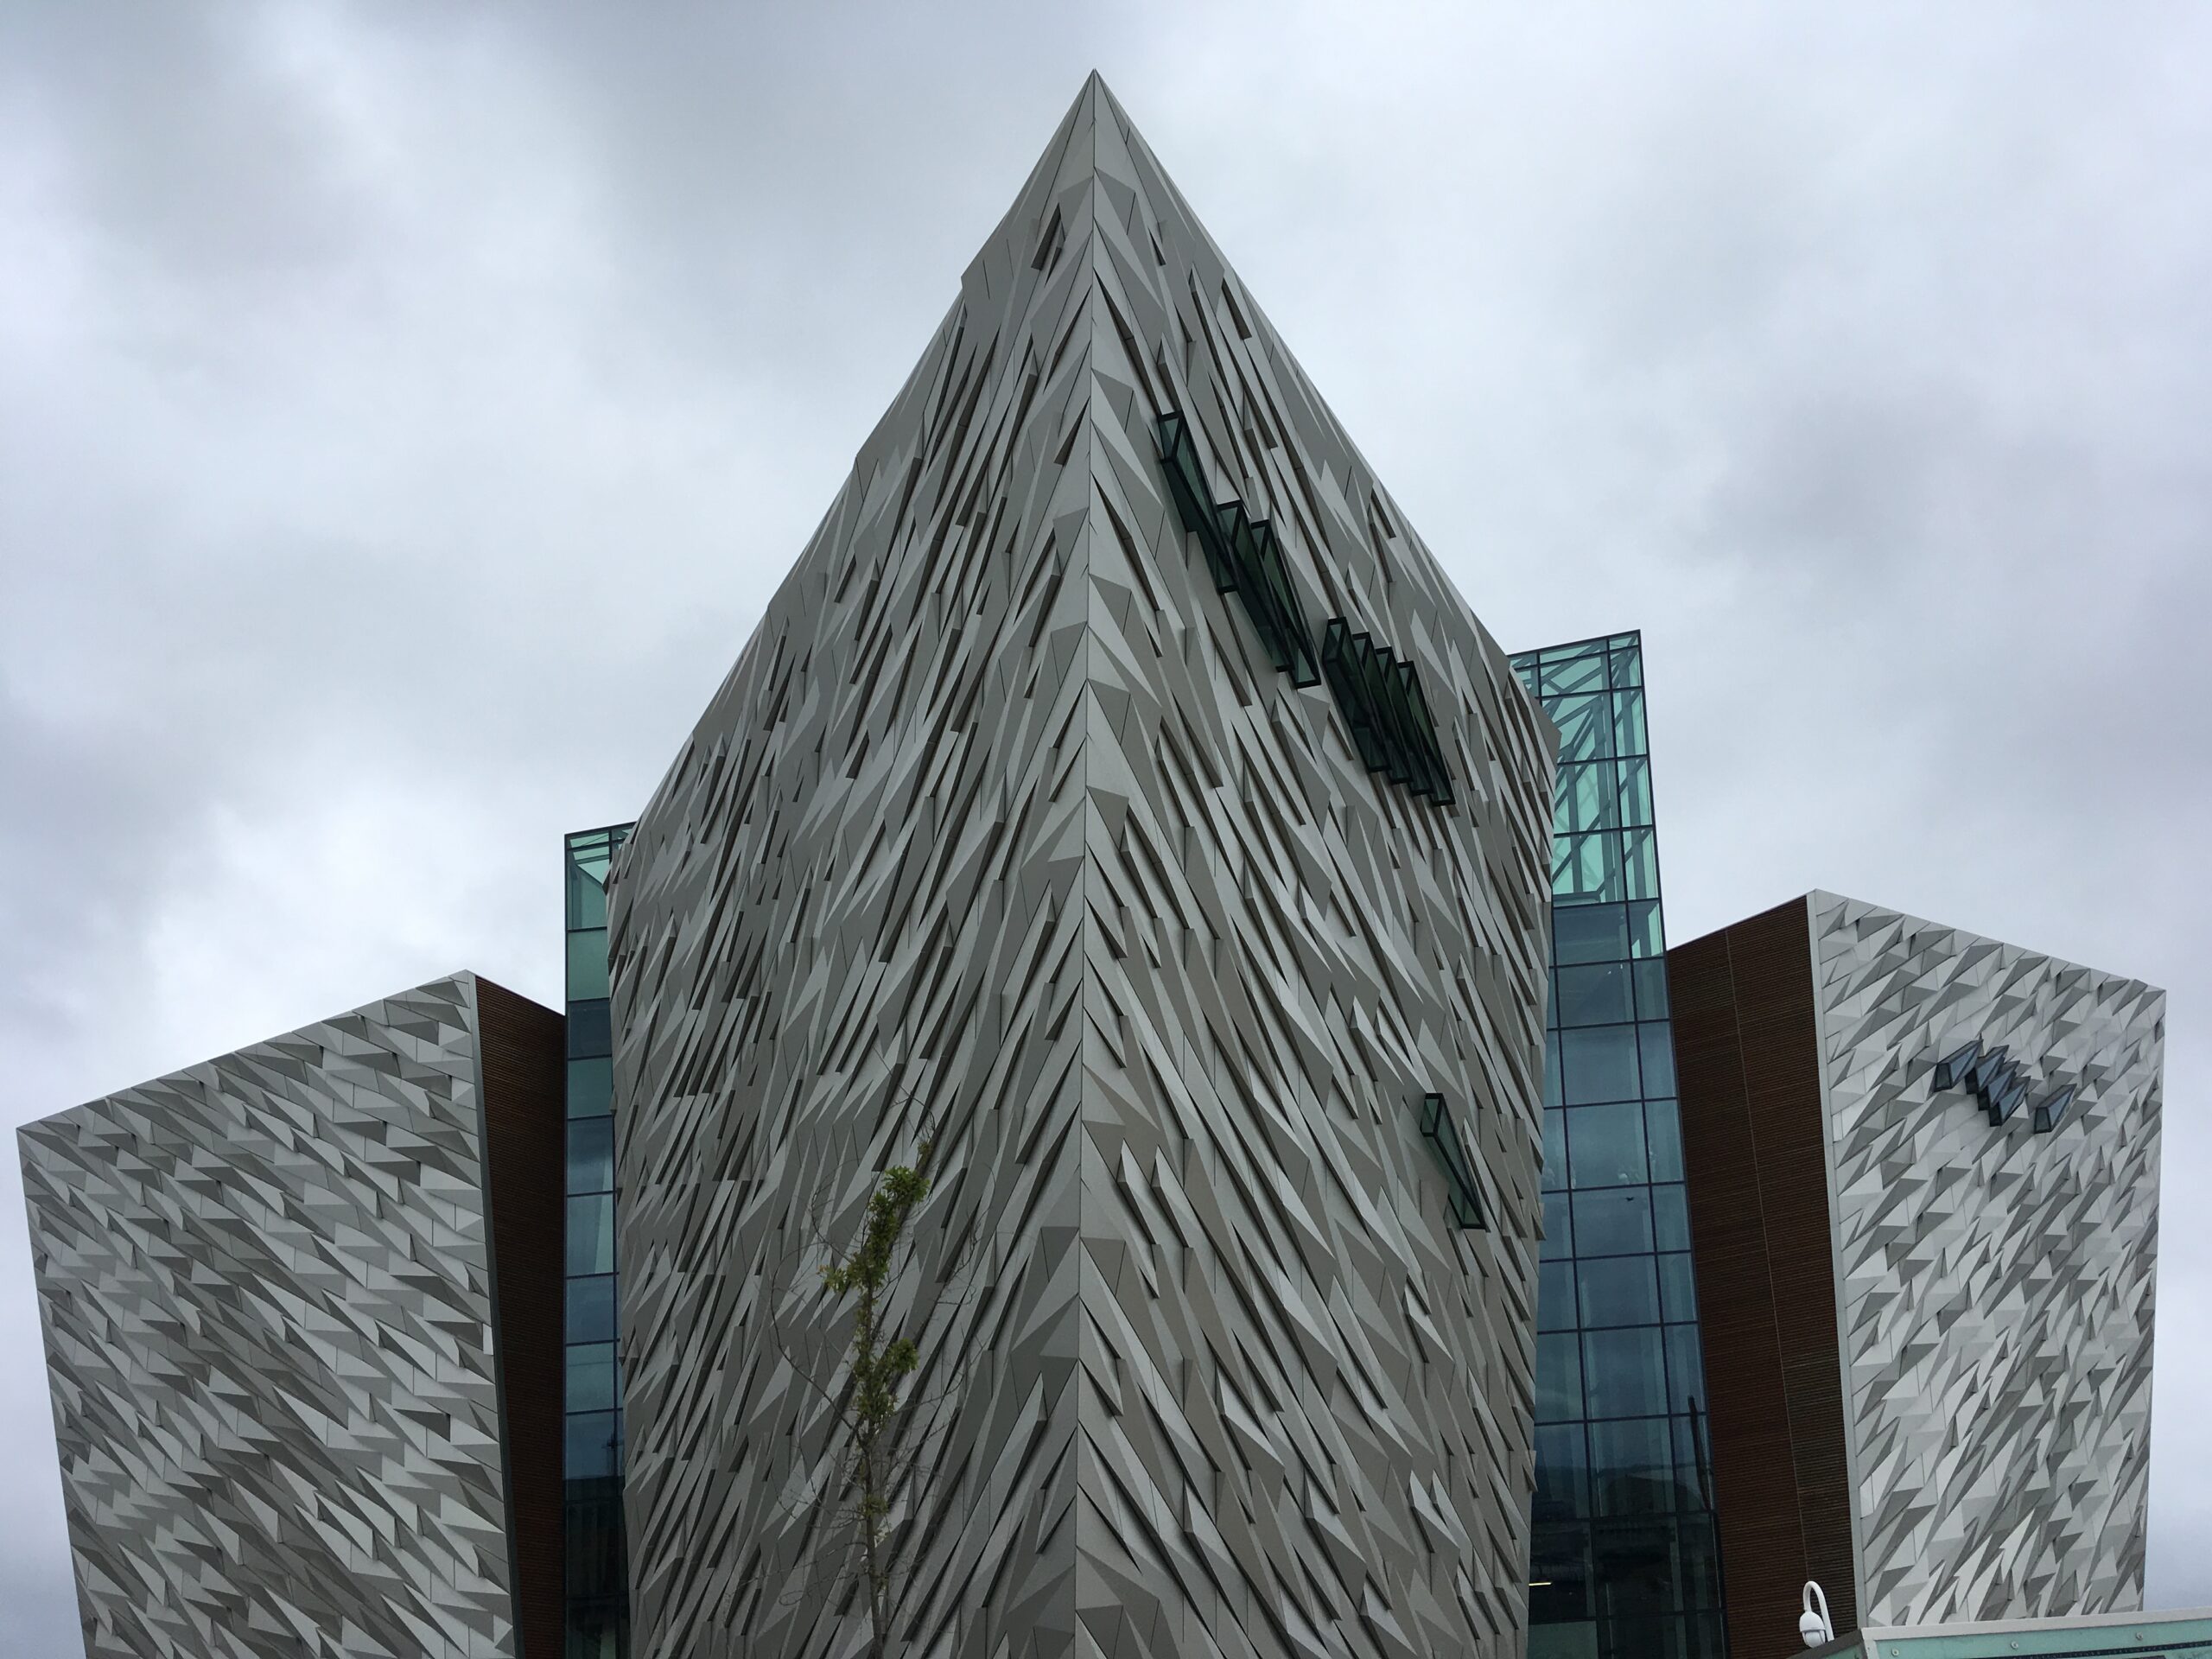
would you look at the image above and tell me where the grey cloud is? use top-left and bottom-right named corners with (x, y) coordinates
top-left (4, 1), bottom-right (2209, 1645)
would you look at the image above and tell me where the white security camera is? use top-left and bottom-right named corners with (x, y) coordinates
top-left (1800, 1582), bottom-right (1835, 1649)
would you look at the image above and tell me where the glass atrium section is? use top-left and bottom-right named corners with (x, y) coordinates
top-left (565, 824), bottom-right (633, 1659)
top-left (1508, 634), bottom-right (1725, 1659)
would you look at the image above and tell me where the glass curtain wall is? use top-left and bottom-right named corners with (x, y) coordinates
top-left (1509, 634), bottom-right (1725, 1659)
top-left (564, 824), bottom-right (633, 1659)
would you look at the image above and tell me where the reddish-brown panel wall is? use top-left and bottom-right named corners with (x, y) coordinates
top-left (1668, 898), bottom-right (1859, 1659)
top-left (476, 977), bottom-right (566, 1659)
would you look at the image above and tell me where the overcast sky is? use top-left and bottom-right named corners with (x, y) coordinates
top-left (3, 3), bottom-right (2208, 1649)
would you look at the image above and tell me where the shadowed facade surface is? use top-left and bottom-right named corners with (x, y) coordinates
top-left (16, 973), bottom-right (567, 1659)
top-left (1669, 893), bottom-right (2163, 1659)
top-left (607, 75), bottom-right (1560, 1659)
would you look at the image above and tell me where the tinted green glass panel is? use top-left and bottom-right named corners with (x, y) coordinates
top-left (1645, 1100), bottom-right (1684, 1182)
top-left (1627, 900), bottom-right (1665, 958)
top-left (1608, 645), bottom-right (1643, 689)
top-left (568, 1193), bottom-right (615, 1275)
top-left (1530, 1525), bottom-right (1597, 1623)
top-left (1658, 1254), bottom-right (1699, 1322)
top-left (567, 1341), bottom-right (619, 1411)
top-left (1578, 1255), bottom-right (1662, 1328)
top-left (1535, 1425), bottom-right (1592, 1522)
top-left (1567, 1103), bottom-right (1648, 1187)
top-left (1561, 1027), bottom-right (1640, 1104)
top-left (1573, 1188), bottom-right (1654, 1257)
top-left (1537, 1332), bottom-right (1585, 1421)
top-left (567, 1274), bottom-right (617, 1343)
top-left (1639, 1027), bottom-right (1677, 1097)
top-left (1631, 959), bottom-right (1669, 1019)
top-left (1557, 963), bottom-right (1633, 1027)
top-left (1672, 1420), bottom-right (1713, 1519)
top-left (566, 1410), bottom-right (620, 1479)
top-left (1554, 905), bottom-right (1632, 964)
top-left (568, 1001), bottom-right (613, 1059)
top-left (1584, 1327), bottom-right (1669, 1417)
top-left (1553, 695), bottom-right (1615, 763)
top-left (1666, 1325), bottom-right (1707, 1414)
top-left (1542, 1191), bottom-right (1573, 1260)
top-left (1652, 1184), bottom-right (1692, 1251)
top-left (1676, 1514), bottom-right (1724, 1612)
top-left (1616, 758), bottom-right (1654, 827)
top-left (568, 1056), bottom-right (613, 1120)
top-left (1622, 830), bottom-right (1659, 900)
top-left (1546, 652), bottom-right (1607, 696)
top-left (568, 928), bottom-right (611, 1001)
top-left (1612, 689), bottom-right (1648, 755)
top-left (1590, 1417), bottom-right (1672, 1516)
top-left (1545, 1032), bottom-right (1564, 1108)
top-left (1529, 1623), bottom-right (1601, 1659)
top-left (1558, 762), bottom-right (1619, 833)
top-left (569, 1117), bottom-right (615, 1195)
top-left (1542, 1109), bottom-right (1568, 1192)
top-left (1555, 832), bottom-right (1625, 903)
top-left (1540, 1258), bottom-right (1577, 1331)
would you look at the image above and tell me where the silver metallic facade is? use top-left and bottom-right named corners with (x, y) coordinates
top-left (608, 74), bottom-right (1559, 1659)
top-left (18, 974), bottom-right (535, 1659)
top-left (1808, 891), bottom-right (2163, 1624)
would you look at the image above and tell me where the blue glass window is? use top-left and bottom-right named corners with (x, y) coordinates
top-left (1540, 1259), bottom-right (1578, 1332)
top-left (568, 929), bottom-right (612, 1001)
top-left (1584, 1327), bottom-right (1669, 1419)
top-left (569, 1056), bottom-right (614, 1121)
top-left (1658, 1255), bottom-right (1699, 1324)
top-left (1554, 904), bottom-right (1631, 965)
top-left (569, 1000), bottom-right (613, 1059)
top-left (1557, 963), bottom-right (1633, 1027)
top-left (1541, 1191), bottom-right (1573, 1261)
top-left (569, 1117), bottom-right (615, 1195)
top-left (1535, 1426), bottom-right (1591, 1522)
top-left (569, 1193), bottom-right (615, 1276)
top-left (1589, 1417), bottom-right (1672, 1516)
top-left (566, 1410), bottom-right (620, 1479)
top-left (1561, 1027), bottom-right (1640, 1104)
top-left (567, 1274), bottom-right (618, 1343)
top-left (1578, 1256), bottom-right (1662, 1329)
top-left (1537, 1332), bottom-right (1585, 1422)
top-left (1573, 1188), bottom-right (1654, 1258)
top-left (1567, 1103), bottom-right (1648, 1188)
top-left (567, 1342), bottom-right (619, 1412)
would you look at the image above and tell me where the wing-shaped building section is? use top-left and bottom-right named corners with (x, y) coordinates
top-left (607, 73), bottom-right (1560, 1659)
top-left (18, 973), bottom-right (566, 1659)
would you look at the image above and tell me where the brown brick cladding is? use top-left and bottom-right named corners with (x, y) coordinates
top-left (476, 978), bottom-right (567, 1659)
top-left (1667, 897), bottom-right (1858, 1659)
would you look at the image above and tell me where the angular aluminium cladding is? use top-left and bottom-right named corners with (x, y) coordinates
top-left (16, 973), bottom-right (566, 1659)
top-left (607, 76), bottom-right (1558, 1659)
top-left (1668, 893), bottom-right (2162, 1657)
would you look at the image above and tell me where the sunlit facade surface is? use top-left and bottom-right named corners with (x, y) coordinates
top-left (565, 823), bottom-right (633, 1658)
top-left (1510, 632), bottom-right (1726, 1659)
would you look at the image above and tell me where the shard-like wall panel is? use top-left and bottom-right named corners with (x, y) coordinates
top-left (1808, 892), bottom-right (2162, 1622)
top-left (610, 75), bottom-right (1556, 1659)
top-left (17, 975), bottom-right (525, 1659)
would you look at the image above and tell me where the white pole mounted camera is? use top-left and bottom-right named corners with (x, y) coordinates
top-left (1800, 1581), bottom-right (1835, 1649)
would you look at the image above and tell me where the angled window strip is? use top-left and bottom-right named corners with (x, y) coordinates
top-left (1931, 1036), bottom-right (2076, 1134)
top-left (1159, 411), bottom-right (1452, 806)
top-left (1419, 1093), bottom-right (1486, 1230)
